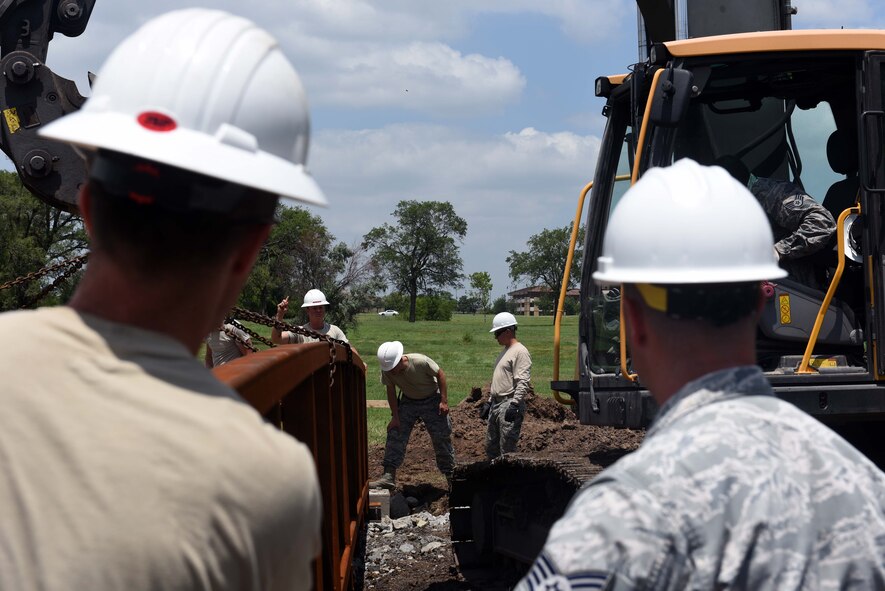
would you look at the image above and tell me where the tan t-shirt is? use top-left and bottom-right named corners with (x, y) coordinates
top-left (491, 342), bottom-right (532, 402)
top-left (0, 307), bottom-right (322, 591)
top-left (205, 323), bottom-right (251, 366)
top-left (283, 322), bottom-right (348, 344)
top-left (381, 353), bottom-right (440, 399)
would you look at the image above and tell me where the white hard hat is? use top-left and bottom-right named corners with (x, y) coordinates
top-left (301, 288), bottom-right (330, 308)
top-left (593, 159), bottom-right (787, 285)
top-left (377, 341), bottom-right (404, 372)
top-left (490, 312), bottom-right (518, 333)
top-left (39, 8), bottom-right (326, 208)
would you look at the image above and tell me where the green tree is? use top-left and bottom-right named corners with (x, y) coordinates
top-left (363, 200), bottom-right (467, 322)
top-left (0, 172), bottom-right (88, 310)
top-left (506, 223), bottom-right (584, 321)
top-left (415, 293), bottom-right (455, 321)
top-left (456, 294), bottom-right (480, 314)
top-left (241, 206), bottom-right (380, 331)
top-left (468, 271), bottom-right (493, 314)
top-left (382, 292), bottom-right (409, 313)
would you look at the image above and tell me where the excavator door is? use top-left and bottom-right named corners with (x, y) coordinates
top-left (861, 52), bottom-right (885, 376)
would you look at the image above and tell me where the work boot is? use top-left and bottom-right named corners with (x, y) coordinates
top-left (370, 469), bottom-right (396, 490)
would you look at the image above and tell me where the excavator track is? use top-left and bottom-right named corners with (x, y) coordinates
top-left (449, 451), bottom-right (627, 584)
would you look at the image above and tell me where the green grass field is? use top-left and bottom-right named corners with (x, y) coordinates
top-left (216, 312), bottom-right (579, 445)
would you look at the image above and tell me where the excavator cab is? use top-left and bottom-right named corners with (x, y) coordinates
top-left (557, 35), bottom-right (885, 430)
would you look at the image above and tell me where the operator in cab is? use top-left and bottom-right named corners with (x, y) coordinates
top-left (717, 155), bottom-right (836, 289)
top-left (0, 9), bottom-right (324, 591)
top-left (517, 159), bottom-right (885, 590)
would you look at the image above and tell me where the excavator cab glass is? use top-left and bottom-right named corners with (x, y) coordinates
top-left (861, 53), bottom-right (885, 193)
top-left (575, 41), bottom-right (885, 428)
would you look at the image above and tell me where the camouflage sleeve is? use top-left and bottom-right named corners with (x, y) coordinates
top-left (511, 348), bottom-right (532, 403)
top-left (751, 178), bottom-right (836, 259)
top-left (515, 480), bottom-right (688, 591)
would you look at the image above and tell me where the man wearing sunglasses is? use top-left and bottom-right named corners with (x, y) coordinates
top-left (481, 312), bottom-right (532, 459)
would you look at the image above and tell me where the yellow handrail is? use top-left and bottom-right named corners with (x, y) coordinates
top-left (619, 67), bottom-right (665, 382)
top-left (551, 181), bottom-right (592, 405)
top-left (797, 204), bottom-right (861, 373)
top-left (552, 174), bottom-right (631, 404)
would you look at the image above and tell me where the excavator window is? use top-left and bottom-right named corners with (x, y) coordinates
top-left (582, 94), bottom-right (633, 374)
top-left (587, 53), bottom-right (872, 378)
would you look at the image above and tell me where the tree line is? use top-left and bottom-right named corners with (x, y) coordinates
top-left (0, 171), bottom-right (583, 324)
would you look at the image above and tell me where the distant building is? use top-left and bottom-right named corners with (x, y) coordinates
top-left (508, 285), bottom-right (579, 316)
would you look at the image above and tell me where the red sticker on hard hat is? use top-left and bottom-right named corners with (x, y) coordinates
top-left (137, 111), bottom-right (177, 132)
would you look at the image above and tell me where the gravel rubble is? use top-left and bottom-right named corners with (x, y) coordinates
top-left (364, 512), bottom-right (452, 588)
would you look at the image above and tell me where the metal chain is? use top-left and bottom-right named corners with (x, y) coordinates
top-left (23, 256), bottom-right (88, 308)
top-left (230, 305), bottom-right (353, 394)
top-left (0, 253), bottom-right (89, 293)
top-left (0, 254), bottom-right (353, 399)
top-left (222, 321), bottom-right (259, 353)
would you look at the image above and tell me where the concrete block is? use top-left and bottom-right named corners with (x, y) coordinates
top-left (369, 489), bottom-right (390, 520)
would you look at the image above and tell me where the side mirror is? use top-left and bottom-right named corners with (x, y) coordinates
top-left (843, 213), bottom-right (862, 263)
top-left (649, 68), bottom-right (693, 128)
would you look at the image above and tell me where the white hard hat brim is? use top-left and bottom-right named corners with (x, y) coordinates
top-left (40, 111), bottom-right (327, 207)
top-left (593, 264), bottom-right (787, 285)
top-left (301, 299), bottom-right (331, 307)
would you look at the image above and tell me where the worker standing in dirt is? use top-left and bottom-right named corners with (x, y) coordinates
top-left (205, 321), bottom-right (253, 368)
top-left (271, 288), bottom-right (350, 344)
top-left (0, 9), bottom-right (325, 590)
top-left (371, 341), bottom-right (454, 490)
top-left (481, 312), bottom-right (532, 459)
top-left (517, 159), bottom-right (885, 590)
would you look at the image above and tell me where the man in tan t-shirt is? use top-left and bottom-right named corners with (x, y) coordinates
top-left (272, 288), bottom-right (349, 344)
top-left (370, 341), bottom-right (454, 490)
top-left (0, 10), bottom-right (324, 591)
top-left (482, 312), bottom-right (532, 458)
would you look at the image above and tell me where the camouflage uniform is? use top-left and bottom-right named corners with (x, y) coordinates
top-left (486, 396), bottom-right (527, 458)
top-left (382, 393), bottom-right (454, 476)
top-left (751, 178), bottom-right (836, 287)
top-left (487, 342), bottom-right (532, 459)
top-left (517, 366), bottom-right (885, 590)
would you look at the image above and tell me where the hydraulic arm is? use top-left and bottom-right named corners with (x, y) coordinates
top-left (0, 0), bottom-right (96, 213)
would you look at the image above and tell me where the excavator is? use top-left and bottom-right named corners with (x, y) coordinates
top-left (451, 0), bottom-right (885, 583)
top-left (0, 0), bottom-right (94, 212)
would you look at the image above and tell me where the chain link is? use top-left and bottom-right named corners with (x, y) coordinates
top-left (0, 253), bottom-right (90, 293)
top-left (222, 321), bottom-right (259, 353)
top-left (230, 305), bottom-right (353, 395)
top-left (23, 257), bottom-right (88, 308)
top-left (0, 253), bottom-right (354, 418)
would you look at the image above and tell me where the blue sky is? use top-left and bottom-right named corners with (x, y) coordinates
top-left (26, 1), bottom-right (885, 299)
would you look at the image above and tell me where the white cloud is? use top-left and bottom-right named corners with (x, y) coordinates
top-left (310, 124), bottom-right (601, 296)
top-left (46, 1), bottom-right (530, 117)
top-left (792, 0), bottom-right (881, 28)
top-left (306, 41), bottom-right (525, 114)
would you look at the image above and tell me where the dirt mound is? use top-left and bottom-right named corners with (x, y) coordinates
top-left (368, 386), bottom-right (645, 512)
top-left (365, 387), bottom-right (646, 590)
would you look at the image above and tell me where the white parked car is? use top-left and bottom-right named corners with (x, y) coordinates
top-left (378, 309), bottom-right (399, 316)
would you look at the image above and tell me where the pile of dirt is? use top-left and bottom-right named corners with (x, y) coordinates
top-left (369, 386), bottom-right (645, 488)
top-left (369, 387), bottom-right (644, 504)
top-left (365, 386), bottom-right (645, 589)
